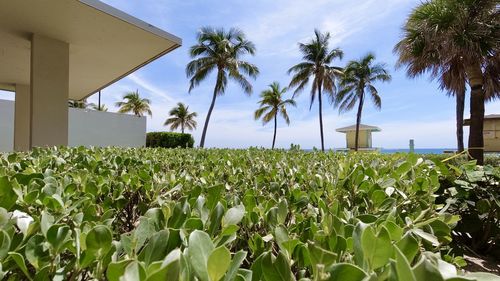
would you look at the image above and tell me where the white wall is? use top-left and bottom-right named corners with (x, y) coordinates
top-left (0, 100), bottom-right (146, 151)
top-left (0, 100), bottom-right (14, 151)
top-left (68, 108), bottom-right (146, 147)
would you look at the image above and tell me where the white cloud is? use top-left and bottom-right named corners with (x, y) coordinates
top-left (374, 119), bottom-right (463, 149)
top-left (240, 0), bottom-right (412, 58)
top-left (126, 74), bottom-right (176, 104)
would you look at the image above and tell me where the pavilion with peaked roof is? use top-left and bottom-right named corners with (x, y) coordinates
top-left (336, 124), bottom-right (381, 150)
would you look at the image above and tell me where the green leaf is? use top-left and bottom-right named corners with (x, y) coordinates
top-left (207, 246), bottom-right (231, 281)
top-left (206, 185), bottom-right (224, 210)
top-left (307, 242), bottom-right (337, 277)
top-left (383, 221), bottom-right (404, 241)
top-left (235, 269), bottom-right (253, 281)
top-left (396, 232), bottom-right (420, 263)
top-left (184, 217), bottom-right (204, 230)
top-left (361, 226), bottom-right (392, 270)
top-left (261, 251), bottom-right (295, 281)
top-left (0, 177), bottom-right (17, 211)
top-left (40, 211), bottom-right (54, 237)
top-left (25, 234), bottom-right (50, 269)
top-left (134, 217), bottom-right (157, 253)
top-left (462, 272), bottom-right (500, 281)
top-left (222, 205), bottom-right (245, 227)
top-left (146, 249), bottom-right (181, 281)
top-left (138, 230), bottom-right (170, 265)
top-left (188, 230), bottom-right (214, 281)
top-left (120, 261), bottom-right (147, 281)
top-left (224, 250), bottom-right (247, 281)
top-left (413, 228), bottom-right (439, 246)
top-left (144, 208), bottom-right (166, 230)
top-left (395, 162), bottom-right (412, 177)
top-left (107, 260), bottom-right (133, 281)
top-left (391, 246), bottom-right (417, 281)
top-left (208, 203), bottom-right (225, 236)
top-left (8, 252), bottom-right (32, 280)
top-left (413, 256), bottom-right (445, 281)
top-left (86, 225), bottom-right (112, 257)
top-left (0, 230), bottom-right (10, 260)
top-left (352, 222), bottom-right (369, 268)
top-left (46, 224), bottom-right (70, 253)
top-left (325, 263), bottom-right (368, 281)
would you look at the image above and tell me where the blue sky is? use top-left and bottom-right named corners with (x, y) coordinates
top-left (2, 0), bottom-right (499, 149)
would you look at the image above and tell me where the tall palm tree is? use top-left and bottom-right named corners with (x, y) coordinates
top-left (288, 29), bottom-right (343, 151)
top-left (115, 90), bottom-right (152, 117)
top-left (186, 27), bottom-right (259, 148)
top-left (254, 82), bottom-right (296, 149)
top-left (164, 102), bottom-right (197, 133)
top-left (394, 0), bottom-right (498, 164)
top-left (335, 53), bottom-right (391, 151)
top-left (440, 59), bottom-right (467, 152)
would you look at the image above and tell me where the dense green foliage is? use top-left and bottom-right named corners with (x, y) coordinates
top-left (146, 132), bottom-right (195, 148)
top-left (0, 148), bottom-right (498, 280)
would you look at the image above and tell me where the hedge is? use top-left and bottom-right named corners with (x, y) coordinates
top-left (146, 132), bottom-right (195, 148)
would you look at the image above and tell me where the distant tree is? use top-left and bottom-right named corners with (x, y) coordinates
top-left (187, 26), bottom-right (259, 148)
top-left (288, 29), bottom-right (343, 151)
top-left (254, 82), bottom-right (296, 149)
top-left (336, 53), bottom-right (391, 151)
top-left (68, 99), bottom-right (89, 109)
top-left (164, 102), bottom-right (197, 133)
top-left (394, 0), bottom-right (499, 164)
top-left (91, 104), bottom-right (108, 112)
top-left (115, 90), bottom-right (152, 117)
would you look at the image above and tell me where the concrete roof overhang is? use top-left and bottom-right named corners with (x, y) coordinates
top-left (0, 0), bottom-right (181, 100)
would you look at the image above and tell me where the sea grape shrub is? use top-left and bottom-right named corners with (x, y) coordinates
top-left (436, 160), bottom-right (500, 259)
top-left (0, 147), bottom-right (497, 280)
top-left (146, 132), bottom-right (195, 148)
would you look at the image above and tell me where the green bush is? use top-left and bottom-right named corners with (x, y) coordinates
top-left (146, 132), bottom-right (194, 148)
top-left (0, 147), bottom-right (498, 280)
top-left (436, 161), bottom-right (500, 258)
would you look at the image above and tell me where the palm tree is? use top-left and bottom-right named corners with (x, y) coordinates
top-left (186, 27), bottom-right (259, 148)
top-left (68, 99), bottom-right (89, 109)
top-left (335, 53), bottom-right (391, 151)
top-left (440, 59), bottom-right (467, 152)
top-left (394, 0), bottom-right (498, 164)
top-left (288, 29), bottom-right (343, 151)
top-left (164, 102), bottom-right (197, 133)
top-left (115, 90), bottom-right (152, 117)
top-left (254, 82), bottom-right (296, 149)
top-left (91, 104), bottom-right (108, 112)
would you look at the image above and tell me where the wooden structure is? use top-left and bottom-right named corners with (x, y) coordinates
top-left (464, 114), bottom-right (500, 152)
top-left (336, 124), bottom-right (381, 150)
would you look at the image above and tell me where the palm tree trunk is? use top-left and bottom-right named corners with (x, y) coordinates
top-left (318, 86), bottom-right (325, 152)
top-left (272, 114), bottom-right (277, 149)
top-left (466, 64), bottom-right (484, 165)
top-left (354, 92), bottom-right (364, 152)
top-left (181, 124), bottom-right (185, 134)
top-left (200, 80), bottom-right (219, 148)
top-left (456, 89), bottom-right (465, 152)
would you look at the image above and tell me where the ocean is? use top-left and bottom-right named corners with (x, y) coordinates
top-left (302, 148), bottom-right (456, 154)
top-left (379, 148), bottom-right (454, 154)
